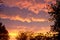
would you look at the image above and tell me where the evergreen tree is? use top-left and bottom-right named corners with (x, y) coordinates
top-left (0, 22), bottom-right (9, 40)
top-left (48, 0), bottom-right (60, 40)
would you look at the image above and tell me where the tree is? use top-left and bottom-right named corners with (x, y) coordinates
top-left (35, 35), bottom-right (41, 40)
top-left (0, 22), bottom-right (9, 40)
top-left (48, 0), bottom-right (60, 40)
top-left (16, 32), bottom-right (27, 40)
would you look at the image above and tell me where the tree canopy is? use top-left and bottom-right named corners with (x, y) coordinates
top-left (48, 0), bottom-right (60, 40)
top-left (0, 22), bottom-right (9, 40)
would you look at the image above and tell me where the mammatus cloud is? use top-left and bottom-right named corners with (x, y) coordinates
top-left (2, 0), bottom-right (56, 14)
top-left (0, 14), bottom-right (48, 23)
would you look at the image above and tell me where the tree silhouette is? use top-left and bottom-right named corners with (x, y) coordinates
top-left (16, 32), bottom-right (28, 40)
top-left (29, 34), bottom-right (35, 40)
top-left (0, 22), bottom-right (9, 40)
top-left (30, 36), bottom-right (35, 40)
top-left (35, 35), bottom-right (41, 40)
top-left (48, 0), bottom-right (60, 40)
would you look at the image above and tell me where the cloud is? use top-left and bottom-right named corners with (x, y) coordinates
top-left (32, 17), bottom-right (47, 22)
top-left (15, 1), bottom-right (48, 14)
top-left (2, 0), bottom-right (49, 14)
top-left (0, 14), bottom-right (48, 23)
top-left (44, 0), bottom-right (56, 3)
top-left (0, 0), bottom-right (52, 33)
top-left (2, 0), bottom-right (56, 14)
top-left (15, 1), bottom-right (47, 14)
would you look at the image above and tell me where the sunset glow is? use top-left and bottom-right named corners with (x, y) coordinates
top-left (9, 32), bottom-right (18, 38)
top-left (0, 0), bottom-right (56, 40)
top-left (8, 30), bottom-right (18, 40)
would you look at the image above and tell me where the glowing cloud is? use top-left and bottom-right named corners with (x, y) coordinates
top-left (31, 17), bottom-right (48, 22)
top-left (15, 1), bottom-right (47, 14)
top-left (0, 14), bottom-right (48, 23)
top-left (2, 0), bottom-right (50, 14)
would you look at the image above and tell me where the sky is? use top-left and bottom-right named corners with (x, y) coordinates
top-left (0, 0), bottom-right (56, 34)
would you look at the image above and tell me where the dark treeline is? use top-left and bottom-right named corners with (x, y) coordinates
top-left (48, 0), bottom-right (60, 40)
top-left (0, 22), bottom-right (9, 40)
top-left (0, 22), bottom-right (57, 40)
top-left (0, 22), bottom-right (58, 40)
top-left (16, 32), bottom-right (57, 40)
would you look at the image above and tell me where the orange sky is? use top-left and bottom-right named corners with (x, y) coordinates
top-left (0, 0), bottom-right (56, 40)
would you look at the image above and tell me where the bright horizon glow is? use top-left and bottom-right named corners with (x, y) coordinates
top-left (9, 32), bottom-right (18, 38)
top-left (8, 29), bottom-right (58, 40)
top-left (8, 28), bottom-right (50, 37)
top-left (9, 30), bottom-right (18, 40)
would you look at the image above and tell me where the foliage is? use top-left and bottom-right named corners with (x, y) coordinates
top-left (16, 32), bottom-right (28, 40)
top-left (48, 0), bottom-right (60, 32)
top-left (0, 22), bottom-right (9, 40)
top-left (48, 0), bottom-right (60, 40)
top-left (16, 31), bottom-right (57, 40)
